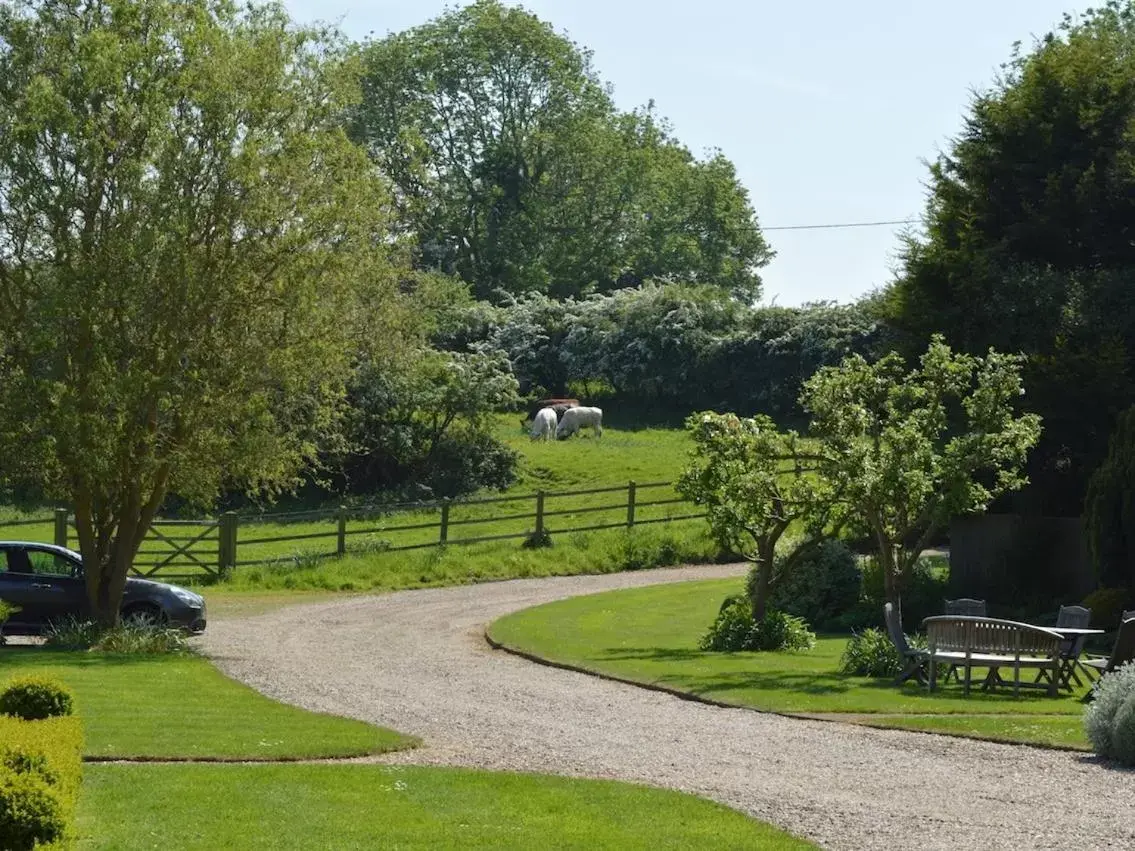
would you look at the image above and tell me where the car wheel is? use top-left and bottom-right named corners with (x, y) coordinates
top-left (121, 604), bottom-right (166, 628)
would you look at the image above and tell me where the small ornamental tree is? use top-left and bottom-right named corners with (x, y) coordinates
top-left (0, 0), bottom-right (399, 624)
top-left (677, 412), bottom-right (843, 620)
top-left (801, 336), bottom-right (1043, 627)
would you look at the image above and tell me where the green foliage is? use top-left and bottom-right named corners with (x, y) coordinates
top-left (0, 0), bottom-right (407, 624)
top-left (0, 678), bottom-right (74, 722)
top-left (0, 716), bottom-right (82, 851)
top-left (885, 3), bottom-right (1135, 515)
top-left (1085, 406), bottom-right (1135, 589)
top-left (353, 1), bottom-right (769, 301)
top-left (836, 557), bottom-right (949, 632)
top-left (839, 628), bottom-right (903, 678)
top-left (0, 766), bottom-right (65, 851)
top-left (0, 599), bottom-right (18, 644)
top-left (1085, 661), bottom-right (1135, 764)
top-left (45, 616), bottom-right (191, 654)
top-left (438, 287), bottom-right (881, 420)
top-left (699, 597), bottom-right (815, 652)
top-left (768, 540), bottom-right (860, 631)
top-left (1082, 587), bottom-right (1133, 629)
top-left (802, 337), bottom-right (1042, 626)
top-left (344, 348), bottom-right (520, 499)
top-left (678, 411), bottom-right (840, 619)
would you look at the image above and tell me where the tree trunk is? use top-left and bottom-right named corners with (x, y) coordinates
top-left (75, 468), bottom-right (171, 627)
top-left (879, 542), bottom-right (902, 630)
top-left (749, 540), bottom-right (775, 621)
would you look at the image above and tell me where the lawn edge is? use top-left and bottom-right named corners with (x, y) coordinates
top-left (483, 628), bottom-right (1091, 754)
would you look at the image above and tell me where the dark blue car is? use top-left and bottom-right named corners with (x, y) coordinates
top-left (0, 541), bottom-right (206, 634)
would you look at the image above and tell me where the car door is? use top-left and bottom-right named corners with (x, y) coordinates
top-left (22, 547), bottom-right (88, 625)
top-left (0, 549), bottom-right (40, 631)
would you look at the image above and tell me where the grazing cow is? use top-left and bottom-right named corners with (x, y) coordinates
top-left (526, 398), bottom-right (579, 421)
top-left (530, 407), bottom-right (558, 441)
top-left (556, 406), bottom-right (603, 440)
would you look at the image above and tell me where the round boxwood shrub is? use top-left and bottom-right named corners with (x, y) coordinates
top-left (700, 596), bottom-right (815, 652)
top-left (0, 766), bottom-right (65, 851)
top-left (0, 678), bottom-right (74, 721)
top-left (767, 539), bottom-right (860, 631)
top-left (1085, 661), bottom-right (1135, 765)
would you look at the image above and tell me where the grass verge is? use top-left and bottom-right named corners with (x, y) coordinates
top-left (77, 763), bottom-right (814, 850)
top-left (0, 648), bottom-right (414, 759)
top-left (487, 578), bottom-right (1093, 749)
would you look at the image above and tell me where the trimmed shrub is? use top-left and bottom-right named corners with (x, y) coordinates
top-left (700, 597), bottom-right (815, 652)
top-left (1085, 661), bottom-right (1135, 765)
top-left (0, 767), bottom-right (65, 851)
top-left (835, 556), bottom-right (949, 632)
top-left (0, 716), bottom-right (83, 851)
top-left (1081, 587), bottom-right (1133, 630)
top-left (0, 678), bottom-right (73, 721)
top-left (768, 540), bottom-right (860, 630)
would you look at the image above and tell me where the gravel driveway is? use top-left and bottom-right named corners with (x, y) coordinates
top-left (200, 565), bottom-right (1135, 851)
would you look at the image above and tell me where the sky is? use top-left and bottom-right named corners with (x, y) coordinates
top-left (283, 0), bottom-right (1094, 306)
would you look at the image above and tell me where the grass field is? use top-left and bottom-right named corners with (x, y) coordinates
top-left (0, 417), bottom-right (720, 594)
top-left (0, 648), bottom-right (414, 759)
top-left (488, 578), bottom-right (1093, 750)
top-left (78, 764), bottom-right (813, 850)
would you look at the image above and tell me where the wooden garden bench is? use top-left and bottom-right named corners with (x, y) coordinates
top-left (922, 616), bottom-right (1064, 697)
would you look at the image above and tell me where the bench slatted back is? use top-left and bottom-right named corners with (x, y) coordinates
top-left (923, 617), bottom-right (1063, 657)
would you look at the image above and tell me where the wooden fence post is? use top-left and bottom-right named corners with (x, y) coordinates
top-left (54, 508), bottom-right (69, 548)
top-left (439, 499), bottom-right (450, 545)
top-left (626, 481), bottom-right (636, 529)
top-left (219, 511), bottom-right (238, 575)
top-left (535, 491), bottom-right (545, 537)
top-left (337, 505), bottom-right (347, 556)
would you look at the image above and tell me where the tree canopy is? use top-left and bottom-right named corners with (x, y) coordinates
top-left (677, 412), bottom-right (842, 620)
top-left (0, 0), bottom-right (400, 622)
top-left (352, 0), bottom-right (771, 302)
top-left (801, 337), bottom-right (1043, 625)
top-left (883, 1), bottom-right (1135, 514)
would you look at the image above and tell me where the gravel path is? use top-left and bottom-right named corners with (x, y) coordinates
top-left (200, 565), bottom-right (1135, 851)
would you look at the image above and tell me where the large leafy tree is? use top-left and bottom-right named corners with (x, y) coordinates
top-left (801, 338), bottom-right (1043, 626)
top-left (884, 2), bottom-right (1135, 514)
top-left (0, 0), bottom-right (398, 623)
top-left (677, 412), bottom-right (842, 620)
top-left (352, 0), bottom-right (770, 302)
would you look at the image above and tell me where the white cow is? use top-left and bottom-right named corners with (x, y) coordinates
top-left (556, 406), bottom-right (603, 439)
top-left (530, 406), bottom-right (558, 441)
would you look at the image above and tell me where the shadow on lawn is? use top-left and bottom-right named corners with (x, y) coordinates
top-left (592, 645), bottom-right (1087, 710)
top-left (0, 646), bottom-right (165, 667)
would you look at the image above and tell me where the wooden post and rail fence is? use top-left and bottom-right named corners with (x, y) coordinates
top-left (0, 480), bottom-right (703, 583)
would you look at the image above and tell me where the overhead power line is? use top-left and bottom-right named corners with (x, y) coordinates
top-left (763, 218), bottom-right (916, 231)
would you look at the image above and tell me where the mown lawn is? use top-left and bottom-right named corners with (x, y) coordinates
top-left (0, 648), bottom-right (414, 759)
top-left (488, 578), bottom-right (1093, 749)
top-left (78, 763), bottom-right (813, 851)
